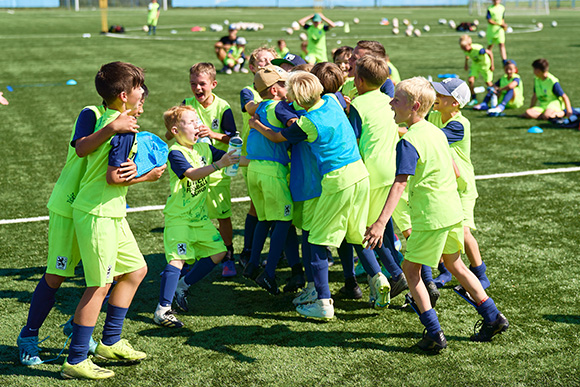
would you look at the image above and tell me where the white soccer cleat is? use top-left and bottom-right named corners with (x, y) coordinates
top-left (296, 298), bottom-right (334, 320)
top-left (292, 283), bottom-right (317, 305)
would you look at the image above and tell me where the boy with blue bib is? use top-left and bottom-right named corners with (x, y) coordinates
top-left (474, 59), bottom-right (524, 115)
top-left (63, 62), bottom-right (166, 379)
top-left (427, 78), bottom-right (491, 291)
top-left (242, 65), bottom-right (298, 295)
top-left (17, 102), bottom-right (140, 366)
top-left (365, 77), bottom-right (508, 352)
top-left (521, 58), bottom-right (573, 121)
top-left (486, 0), bottom-right (508, 64)
top-left (157, 106), bottom-right (239, 325)
top-left (183, 62), bottom-right (238, 277)
top-left (459, 34), bottom-right (495, 106)
top-left (249, 72), bottom-right (370, 319)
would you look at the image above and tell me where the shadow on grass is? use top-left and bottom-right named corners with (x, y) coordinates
top-left (543, 161), bottom-right (580, 166)
top-left (544, 314), bottom-right (580, 324)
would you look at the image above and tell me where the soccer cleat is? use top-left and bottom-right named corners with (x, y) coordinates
top-left (174, 277), bottom-right (190, 312)
top-left (453, 285), bottom-right (477, 307)
top-left (154, 308), bottom-right (184, 328)
top-left (61, 358), bottom-right (115, 380)
top-left (233, 64), bottom-right (241, 73)
top-left (338, 283), bottom-right (363, 299)
top-left (240, 68), bottom-right (249, 74)
top-left (283, 274), bottom-right (306, 293)
top-left (487, 105), bottom-right (505, 116)
top-left (467, 98), bottom-right (478, 107)
top-left (372, 272), bottom-right (391, 309)
top-left (473, 102), bottom-right (489, 111)
top-left (354, 260), bottom-right (366, 277)
top-left (17, 335), bottom-right (43, 366)
top-left (292, 283), bottom-right (318, 305)
top-left (389, 273), bottom-right (408, 299)
top-left (417, 329), bottom-right (447, 352)
top-left (225, 68), bottom-right (232, 75)
top-left (255, 271), bottom-right (280, 295)
top-left (367, 274), bottom-right (377, 306)
top-left (238, 249), bottom-right (251, 268)
top-left (426, 281), bottom-right (440, 308)
top-left (296, 298), bottom-right (334, 320)
top-left (94, 339), bottom-right (146, 362)
top-left (470, 313), bottom-right (509, 342)
top-left (242, 262), bottom-right (259, 281)
top-left (61, 317), bottom-right (99, 354)
top-left (221, 260), bottom-right (237, 278)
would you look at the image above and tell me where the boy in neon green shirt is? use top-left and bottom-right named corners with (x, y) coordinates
top-left (146, 0), bottom-right (160, 35)
top-left (521, 58), bottom-right (573, 121)
top-left (365, 76), bottom-right (508, 352)
top-left (459, 34), bottom-right (494, 106)
top-left (486, 0), bottom-right (508, 63)
top-left (474, 59), bottom-right (524, 115)
top-left (297, 12), bottom-right (335, 64)
top-left (183, 62), bottom-right (238, 277)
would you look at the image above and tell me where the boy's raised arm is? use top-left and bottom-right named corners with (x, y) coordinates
top-left (76, 110), bottom-right (139, 157)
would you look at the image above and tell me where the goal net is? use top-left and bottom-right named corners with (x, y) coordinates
top-left (469, 0), bottom-right (550, 16)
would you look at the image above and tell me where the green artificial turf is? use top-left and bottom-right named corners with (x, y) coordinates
top-left (0, 5), bottom-right (579, 386)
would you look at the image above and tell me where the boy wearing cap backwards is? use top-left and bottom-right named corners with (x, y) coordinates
top-left (426, 77), bottom-right (491, 291)
top-left (183, 62), bottom-right (238, 277)
top-left (521, 58), bottom-right (573, 121)
top-left (250, 71), bottom-right (370, 319)
top-left (459, 34), bottom-right (494, 106)
top-left (474, 59), bottom-right (524, 115)
top-left (159, 105), bottom-right (239, 325)
top-left (271, 52), bottom-right (308, 72)
top-left (364, 77), bottom-right (508, 352)
top-left (486, 0), bottom-right (508, 64)
top-left (238, 46), bottom-right (277, 266)
top-left (297, 12), bottom-right (335, 64)
top-left (242, 65), bottom-right (298, 295)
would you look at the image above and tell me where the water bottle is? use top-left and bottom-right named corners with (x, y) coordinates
top-left (196, 118), bottom-right (212, 144)
top-left (490, 93), bottom-right (498, 108)
top-left (224, 133), bottom-right (243, 177)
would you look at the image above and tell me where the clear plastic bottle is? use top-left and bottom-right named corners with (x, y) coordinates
top-left (224, 133), bottom-right (243, 177)
top-left (196, 118), bottom-right (212, 144)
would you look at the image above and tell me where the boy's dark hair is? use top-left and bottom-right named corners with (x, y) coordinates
top-left (189, 62), bottom-right (217, 81)
top-left (355, 55), bottom-right (389, 88)
top-left (332, 45), bottom-right (353, 62)
top-left (291, 63), bottom-right (314, 72)
top-left (356, 40), bottom-right (386, 59)
top-left (277, 39), bottom-right (286, 45)
top-left (311, 62), bottom-right (343, 94)
top-left (142, 84), bottom-right (149, 99)
top-left (95, 61), bottom-right (144, 105)
top-left (532, 58), bottom-right (549, 72)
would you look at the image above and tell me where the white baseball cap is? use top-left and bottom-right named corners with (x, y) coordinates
top-left (430, 78), bottom-right (471, 108)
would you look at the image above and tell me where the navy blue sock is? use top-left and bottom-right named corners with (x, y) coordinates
top-left (67, 323), bottom-right (95, 365)
top-left (419, 309), bottom-right (441, 336)
top-left (482, 90), bottom-right (493, 104)
top-left (302, 231), bottom-right (313, 283)
top-left (476, 297), bottom-right (499, 323)
top-left (375, 220), bottom-right (403, 278)
top-left (284, 225), bottom-right (300, 268)
top-left (180, 263), bottom-right (190, 278)
top-left (21, 274), bottom-right (58, 338)
top-left (159, 265), bottom-right (181, 307)
top-left (337, 240), bottom-right (355, 279)
top-left (101, 304), bottom-right (128, 346)
top-left (244, 214), bottom-right (258, 250)
top-left (310, 244), bottom-right (330, 299)
top-left (184, 257), bottom-right (217, 286)
top-left (500, 89), bottom-right (514, 107)
top-left (249, 220), bottom-right (272, 266)
top-left (353, 244), bottom-right (381, 277)
top-left (265, 221), bottom-right (291, 277)
top-left (422, 265), bottom-right (434, 283)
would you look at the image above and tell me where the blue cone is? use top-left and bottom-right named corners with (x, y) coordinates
top-left (528, 126), bottom-right (543, 134)
top-left (66, 79), bottom-right (77, 86)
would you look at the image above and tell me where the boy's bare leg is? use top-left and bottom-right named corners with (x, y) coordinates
top-left (218, 217), bottom-right (233, 246)
top-left (442, 252), bottom-right (486, 302)
top-left (108, 266), bottom-right (148, 308)
top-left (521, 108), bottom-right (541, 119)
top-left (540, 108), bottom-right (565, 120)
top-left (402, 260), bottom-right (432, 313)
top-left (44, 273), bottom-right (66, 288)
top-left (73, 285), bottom-right (112, 326)
top-left (464, 227), bottom-right (482, 267)
top-left (499, 43), bottom-right (507, 61)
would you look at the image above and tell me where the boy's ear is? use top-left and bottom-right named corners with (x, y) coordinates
top-left (119, 91), bottom-right (128, 103)
top-left (211, 79), bottom-right (218, 89)
top-left (411, 100), bottom-right (421, 113)
top-left (171, 126), bottom-right (179, 135)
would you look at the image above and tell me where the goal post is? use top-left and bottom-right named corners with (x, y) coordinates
top-left (99, 0), bottom-right (108, 33)
top-left (469, 0), bottom-right (550, 16)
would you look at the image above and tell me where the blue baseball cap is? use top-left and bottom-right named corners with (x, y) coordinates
top-left (271, 52), bottom-right (307, 68)
top-left (430, 77), bottom-right (471, 108)
top-left (312, 13), bottom-right (322, 22)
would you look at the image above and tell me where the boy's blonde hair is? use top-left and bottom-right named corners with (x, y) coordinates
top-left (163, 105), bottom-right (197, 133)
top-left (291, 63), bottom-right (314, 73)
top-left (189, 62), bottom-right (216, 81)
top-left (286, 71), bottom-right (323, 109)
top-left (395, 77), bottom-right (435, 118)
top-left (355, 55), bottom-right (389, 88)
top-left (311, 62), bottom-right (344, 94)
top-left (248, 46), bottom-right (277, 69)
top-left (459, 34), bottom-right (472, 47)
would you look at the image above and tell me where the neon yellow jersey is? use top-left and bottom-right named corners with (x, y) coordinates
top-left (341, 77), bottom-right (358, 100)
top-left (306, 24), bottom-right (328, 62)
top-left (351, 89), bottom-right (398, 190)
top-left (164, 142), bottom-right (213, 227)
top-left (428, 111), bottom-right (478, 200)
top-left (401, 120), bottom-right (463, 230)
top-left (183, 94), bottom-right (231, 152)
top-left (388, 62), bottom-right (401, 84)
top-left (47, 105), bottom-right (106, 218)
top-left (486, 4), bottom-right (505, 34)
top-left (466, 43), bottom-right (491, 70)
top-left (240, 85), bottom-right (261, 157)
top-left (498, 73), bottom-right (524, 108)
top-left (72, 109), bottom-right (138, 218)
top-left (534, 72), bottom-right (564, 109)
top-left (276, 47), bottom-right (289, 58)
top-left (147, 2), bottom-right (160, 25)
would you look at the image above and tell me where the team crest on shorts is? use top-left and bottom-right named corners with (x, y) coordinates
top-left (212, 119), bottom-right (219, 130)
top-left (177, 243), bottom-right (187, 255)
top-left (284, 204), bottom-right (291, 217)
top-left (56, 256), bottom-right (68, 270)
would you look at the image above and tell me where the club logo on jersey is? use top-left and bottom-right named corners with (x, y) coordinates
top-left (177, 243), bottom-right (187, 255)
top-left (212, 119), bottom-right (219, 130)
top-left (200, 156), bottom-right (207, 166)
top-left (56, 256), bottom-right (68, 270)
top-left (284, 205), bottom-right (291, 217)
top-left (106, 265), bottom-right (112, 279)
top-left (66, 193), bottom-right (76, 205)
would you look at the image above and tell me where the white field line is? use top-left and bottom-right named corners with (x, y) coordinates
top-left (2, 166), bottom-right (580, 225)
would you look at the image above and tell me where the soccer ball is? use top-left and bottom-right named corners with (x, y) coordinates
top-left (438, 18), bottom-right (447, 25)
top-left (285, 28), bottom-right (294, 35)
top-left (392, 27), bottom-right (399, 35)
top-left (536, 22), bottom-right (544, 29)
top-left (405, 29), bottom-right (413, 37)
top-left (392, 17), bottom-right (399, 28)
top-left (478, 30), bottom-right (486, 38)
top-left (291, 21), bottom-right (300, 30)
top-left (142, 25), bottom-right (149, 32)
top-left (423, 25), bottom-right (430, 32)
top-left (473, 19), bottom-right (480, 26)
top-left (448, 20), bottom-right (456, 29)
top-left (413, 28), bottom-right (422, 37)
top-left (506, 26), bottom-right (513, 33)
top-left (551, 21), bottom-right (558, 27)
top-left (299, 32), bottom-right (307, 41)
top-left (353, 17), bottom-right (360, 24)
top-left (403, 18), bottom-right (410, 26)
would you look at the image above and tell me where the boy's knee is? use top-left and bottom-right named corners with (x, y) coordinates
top-left (44, 273), bottom-right (66, 289)
top-left (211, 251), bottom-right (227, 264)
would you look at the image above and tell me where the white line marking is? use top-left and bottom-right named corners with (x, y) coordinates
top-left (1, 167), bottom-right (579, 225)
